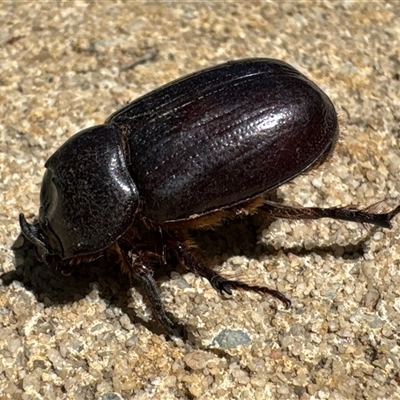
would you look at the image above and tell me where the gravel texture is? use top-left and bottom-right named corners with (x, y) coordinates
top-left (1, 2), bottom-right (400, 399)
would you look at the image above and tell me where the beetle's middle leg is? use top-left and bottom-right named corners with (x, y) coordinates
top-left (168, 236), bottom-right (291, 308)
top-left (261, 200), bottom-right (400, 229)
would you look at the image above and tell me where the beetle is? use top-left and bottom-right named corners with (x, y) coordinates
top-left (19, 58), bottom-right (400, 334)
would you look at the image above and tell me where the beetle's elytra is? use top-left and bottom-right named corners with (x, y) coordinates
top-left (20, 58), bottom-right (400, 334)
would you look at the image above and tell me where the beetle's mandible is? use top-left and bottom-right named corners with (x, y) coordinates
top-left (20, 58), bottom-right (400, 334)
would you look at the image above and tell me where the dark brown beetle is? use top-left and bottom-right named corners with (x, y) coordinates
top-left (20, 58), bottom-right (400, 334)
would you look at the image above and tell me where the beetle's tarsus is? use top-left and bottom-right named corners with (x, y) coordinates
top-left (171, 238), bottom-right (291, 308)
top-left (261, 201), bottom-right (400, 229)
top-left (209, 275), bottom-right (233, 295)
top-left (386, 205), bottom-right (400, 227)
top-left (213, 277), bottom-right (292, 309)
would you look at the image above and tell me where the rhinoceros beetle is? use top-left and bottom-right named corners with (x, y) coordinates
top-left (20, 58), bottom-right (400, 334)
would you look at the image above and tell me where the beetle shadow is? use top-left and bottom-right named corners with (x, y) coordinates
top-left (5, 215), bottom-right (375, 340)
top-left (4, 233), bottom-right (187, 337)
top-left (192, 211), bottom-right (374, 264)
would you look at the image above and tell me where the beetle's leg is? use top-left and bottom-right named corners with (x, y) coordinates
top-left (261, 201), bottom-right (400, 229)
top-left (120, 248), bottom-right (176, 335)
top-left (169, 238), bottom-right (291, 309)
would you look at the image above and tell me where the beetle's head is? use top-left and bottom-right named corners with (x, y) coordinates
top-left (20, 124), bottom-right (139, 265)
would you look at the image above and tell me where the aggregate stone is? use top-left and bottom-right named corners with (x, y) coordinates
top-left (2, 2), bottom-right (400, 400)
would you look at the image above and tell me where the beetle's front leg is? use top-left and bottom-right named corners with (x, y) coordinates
top-left (261, 201), bottom-right (400, 229)
top-left (167, 235), bottom-right (291, 308)
top-left (119, 247), bottom-right (176, 335)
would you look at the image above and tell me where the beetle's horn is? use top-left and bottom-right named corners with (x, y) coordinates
top-left (19, 214), bottom-right (49, 262)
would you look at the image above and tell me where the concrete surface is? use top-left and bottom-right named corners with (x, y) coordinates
top-left (1, 2), bottom-right (400, 399)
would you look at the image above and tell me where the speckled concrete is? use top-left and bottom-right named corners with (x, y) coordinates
top-left (1, 2), bottom-right (400, 400)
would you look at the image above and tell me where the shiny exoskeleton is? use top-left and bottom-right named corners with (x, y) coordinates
top-left (20, 58), bottom-right (400, 334)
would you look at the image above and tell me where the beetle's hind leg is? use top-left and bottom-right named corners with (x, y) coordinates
top-left (119, 246), bottom-right (177, 336)
top-left (261, 200), bottom-right (400, 229)
top-left (168, 237), bottom-right (291, 309)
